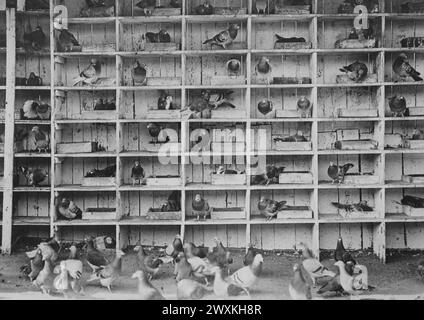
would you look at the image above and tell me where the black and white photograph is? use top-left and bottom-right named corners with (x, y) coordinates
top-left (0, 0), bottom-right (424, 305)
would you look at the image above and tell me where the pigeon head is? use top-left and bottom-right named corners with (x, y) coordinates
top-left (217, 166), bottom-right (225, 174)
top-left (296, 130), bottom-right (304, 136)
top-left (253, 253), bottom-right (264, 265)
top-left (37, 103), bottom-right (50, 113)
top-left (293, 263), bottom-right (301, 272)
top-left (201, 90), bottom-right (210, 100)
top-left (31, 126), bottom-right (40, 133)
top-left (134, 161), bottom-right (140, 167)
top-left (61, 197), bottom-right (70, 206)
top-left (116, 250), bottom-right (125, 258)
top-left (334, 260), bottom-right (345, 268)
top-left (260, 56), bottom-right (270, 64)
top-left (399, 53), bottom-right (408, 61)
top-left (229, 24), bottom-right (240, 31)
top-left (194, 194), bottom-right (202, 202)
top-left (159, 29), bottom-right (169, 36)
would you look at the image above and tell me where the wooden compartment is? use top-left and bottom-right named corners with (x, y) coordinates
top-left (408, 108), bottom-right (424, 117)
top-left (80, 111), bottom-right (117, 120)
top-left (406, 140), bottom-right (424, 149)
top-left (274, 141), bottom-right (312, 151)
top-left (337, 108), bottom-right (379, 118)
top-left (403, 206), bottom-right (424, 217)
top-left (274, 42), bottom-right (313, 50)
top-left (385, 133), bottom-right (404, 149)
top-left (402, 175), bottom-right (424, 184)
top-left (211, 174), bottom-right (246, 185)
top-left (147, 110), bottom-right (181, 120)
top-left (213, 7), bottom-right (247, 15)
top-left (335, 39), bottom-right (377, 49)
top-left (279, 172), bottom-right (313, 184)
top-left (56, 142), bottom-right (97, 154)
top-left (334, 140), bottom-right (379, 150)
top-left (82, 208), bottom-right (117, 220)
top-left (276, 110), bottom-right (304, 118)
top-left (133, 7), bottom-right (181, 16)
top-left (210, 207), bottom-right (246, 220)
top-left (82, 177), bottom-right (116, 187)
top-left (145, 176), bottom-right (182, 187)
top-left (343, 174), bottom-right (380, 185)
top-left (146, 77), bottom-right (182, 86)
top-left (277, 207), bottom-right (313, 220)
top-left (336, 73), bottom-right (378, 84)
top-left (337, 209), bottom-right (379, 219)
top-left (146, 209), bottom-right (182, 221)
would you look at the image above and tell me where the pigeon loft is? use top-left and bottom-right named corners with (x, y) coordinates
top-left (407, 107), bottom-right (424, 116)
top-left (277, 207), bottom-right (313, 220)
top-left (82, 177), bottom-right (116, 187)
top-left (210, 207), bottom-right (246, 220)
top-left (402, 206), bottom-right (424, 217)
top-left (209, 76), bottom-right (245, 86)
top-left (213, 7), bottom-right (247, 15)
top-left (334, 139), bottom-right (379, 150)
top-left (147, 109), bottom-right (181, 120)
top-left (146, 77), bottom-right (181, 86)
top-left (338, 209), bottom-right (379, 219)
top-left (143, 43), bottom-right (180, 52)
top-left (335, 39), bottom-right (377, 49)
top-left (337, 108), bottom-right (379, 118)
top-left (276, 5), bottom-right (311, 14)
top-left (82, 208), bottom-right (117, 221)
top-left (80, 110), bottom-right (117, 120)
top-left (405, 139), bottom-right (424, 149)
top-left (145, 176), bottom-right (182, 186)
top-left (336, 74), bottom-right (378, 84)
top-left (385, 134), bottom-right (405, 149)
top-left (402, 174), bottom-right (424, 184)
top-left (274, 42), bottom-right (312, 50)
top-left (273, 140), bottom-right (312, 151)
top-left (276, 109), bottom-right (302, 118)
top-left (146, 209), bottom-right (182, 220)
top-left (272, 77), bottom-right (312, 85)
top-left (343, 174), bottom-right (380, 185)
top-left (279, 172), bottom-right (313, 184)
top-left (211, 174), bottom-right (247, 185)
top-left (56, 142), bottom-right (97, 154)
top-left (211, 108), bottom-right (242, 119)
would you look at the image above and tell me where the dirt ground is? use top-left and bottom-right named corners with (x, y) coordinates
top-left (0, 249), bottom-right (424, 300)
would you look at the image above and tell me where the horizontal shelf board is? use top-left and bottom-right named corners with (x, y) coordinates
top-left (15, 48), bottom-right (50, 56)
top-left (14, 153), bottom-right (52, 158)
top-left (318, 183), bottom-right (383, 189)
top-left (54, 220), bottom-right (117, 226)
top-left (55, 86), bottom-right (117, 91)
top-left (251, 118), bottom-right (314, 123)
top-left (385, 181), bottom-right (424, 189)
top-left (12, 217), bottom-right (50, 226)
top-left (185, 15), bottom-right (248, 22)
top-left (385, 214), bottom-right (424, 223)
top-left (119, 217), bottom-right (182, 226)
top-left (185, 218), bottom-right (247, 225)
top-left (55, 185), bottom-right (116, 192)
top-left (184, 49), bottom-right (248, 56)
top-left (250, 218), bottom-right (315, 225)
top-left (316, 48), bottom-right (382, 54)
top-left (120, 86), bottom-right (183, 91)
top-left (256, 150), bottom-right (314, 156)
top-left (185, 84), bottom-right (248, 90)
top-left (67, 17), bottom-right (116, 24)
top-left (250, 184), bottom-right (315, 190)
top-left (188, 118), bottom-right (247, 123)
top-left (185, 183), bottom-right (247, 191)
top-left (119, 151), bottom-right (180, 157)
top-left (118, 16), bottom-right (183, 24)
top-left (384, 149), bottom-right (424, 154)
top-left (252, 14), bottom-right (315, 22)
top-left (120, 118), bottom-right (182, 123)
top-left (16, 86), bottom-right (51, 90)
top-left (13, 187), bottom-right (51, 193)
top-left (318, 150), bottom-right (383, 155)
top-left (55, 119), bottom-right (117, 124)
top-left (15, 120), bottom-right (51, 125)
top-left (385, 116), bottom-right (424, 121)
top-left (55, 52), bottom-right (117, 57)
top-left (251, 49), bottom-right (314, 55)
top-left (317, 83), bottom-right (382, 88)
top-left (316, 117), bottom-right (381, 122)
top-left (120, 185), bottom-right (182, 191)
top-left (119, 51), bottom-right (182, 57)
top-left (16, 10), bottom-right (49, 16)
top-left (55, 152), bottom-right (117, 158)
top-left (316, 13), bottom-right (384, 20)
top-left (384, 82), bottom-right (424, 87)
top-left (318, 215), bottom-right (382, 224)
top-left (251, 84), bottom-right (314, 89)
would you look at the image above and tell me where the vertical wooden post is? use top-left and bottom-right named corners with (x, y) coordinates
top-left (1, 7), bottom-right (16, 254)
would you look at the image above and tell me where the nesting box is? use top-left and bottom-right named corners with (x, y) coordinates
top-left (213, 7), bottom-right (247, 15)
top-left (209, 76), bottom-right (245, 86)
top-left (146, 209), bottom-right (182, 220)
top-left (82, 177), bottom-right (116, 187)
top-left (145, 176), bottom-right (182, 186)
top-left (407, 107), bottom-right (424, 116)
top-left (273, 140), bottom-right (312, 151)
top-left (211, 174), bottom-right (246, 185)
top-left (276, 5), bottom-right (311, 14)
top-left (402, 175), bottom-right (424, 184)
top-left (343, 174), bottom-right (380, 185)
top-left (337, 108), bottom-right (378, 118)
top-left (338, 209), bottom-right (379, 219)
top-left (134, 7), bottom-right (181, 16)
top-left (144, 43), bottom-right (180, 52)
top-left (335, 39), bottom-right (377, 49)
top-left (210, 207), bottom-right (246, 220)
top-left (146, 77), bottom-right (181, 86)
top-left (279, 172), bottom-right (313, 184)
top-left (276, 109), bottom-right (301, 118)
top-left (336, 74), bottom-right (378, 84)
top-left (56, 142), bottom-right (97, 154)
top-left (334, 140), bottom-right (378, 150)
top-left (211, 108), bottom-right (242, 119)
top-left (82, 208), bottom-right (117, 220)
top-left (273, 77), bottom-right (311, 84)
top-left (403, 206), bottom-right (424, 217)
top-left (277, 207), bottom-right (313, 219)
top-left (274, 42), bottom-right (312, 50)
top-left (80, 110), bottom-right (117, 120)
top-left (147, 109), bottom-right (181, 120)
top-left (406, 140), bottom-right (424, 149)
top-left (385, 134), bottom-right (404, 149)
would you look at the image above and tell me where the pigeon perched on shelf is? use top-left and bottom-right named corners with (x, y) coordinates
top-left (195, 1), bottom-right (214, 15)
top-left (257, 99), bottom-right (273, 116)
top-left (331, 201), bottom-right (374, 213)
top-left (389, 96), bottom-right (407, 117)
top-left (57, 198), bottom-right (82, 221)
top-left (327, 162), bottom-right (354, 184)
top-left (202, 89), bottom-right (236, 110)
top-left (32, 126), bottom-right (50, 153)
top-left (132, 61), bottom-right (148, 86)
top-left (23, 26), bottom-right (46, 51)
top-left (73, 59), bottom-right (102, 86)
top-left (147, 123), bottom-right (164, 144)
top-left (264, 165), bottom-right (285, 185)
top-left (19, 166), bottom-right (48, 187)
top-left (258, 197), bottom-right (287, 221)
top-left (145, 30), bottom-right (171, 43)
top-left (348, 28), bottom-right (359, 40)
top-left (36, 103), bottom-right (51, 120)
top-left (86, 0), bottom-right (106, 7)
top-left (132, 270), bottom-right (165, 300)
top-left (23, 100), bottom-right (40, 120)
top-left (192, 194), bottom-right (210, 221)
top-left (161, 190), bottom-right (181, 212)
top-left (131, 161), bottom-right (145, 186)
top-left (297, 97), bottom-right (312, 118)
top-left (26, 72), bottom-right (43, 86)
top-left (57, 29), bottom-right (80, 52)
top-left (255, 56), bottom-right (272, 75)
top-left (87, 250), bottom-right (125, 293)
top-left (400, 195), bottom-right (424, 208)
top-left (393, 53), bottom-right (423, 82)
top-left (226, 58), bottom-right (241, 76)
top-left (158, 91), bottom-right (174, 110)
top-left (340, 61), bottom-right (368, 83)
top-left (289, 264), bottom-right (312, 300)
top-left (203, 24), bottom-right (240, 49)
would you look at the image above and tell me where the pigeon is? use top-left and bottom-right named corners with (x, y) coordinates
top-left (393, 53), bottom-right (423, 82)
top-left (23, 26), bottom-right (46, 51)
top-left (158, 92), bottom-right (173, 110)
top-left (389, 96), bottom-right (407, 117)
top-left (327, 162), bottom-right (354, 184)
top-left (145, 30), bottom-right (171, 43)
top-left (334, 261), bottom-right (356, 294)
top-left (255, 56), bottom-right (272, 75)
top-left (417, 259), bottom-right (424, 280)
top-left (33, 258), bottom-right (55, 295)
top-left (57, 29), bottom-right (80, 52)
top-left (264, 165), bottom-right (285, 185)
top-left (317, 275), bottom-right (344, 296)
top-left (175, 252), bottom-right (193, 282)
top-left (53, 261), bottom-right (73, 298)
top-left (216, 166), bottom-right (243, 175)
top-left (135, 0), bottom-right (157, 16)
top-left (187, 256), bottom-right (214, 284)
top-left (87, 250), bottom-right (125, 293)
top-left (228, 254), bottom-right (264, 295)
top-left (85, 237), bottom-right (110, 273)
top-left (207, 238), bottom-right (233, 269)
top-left (28, 248), bottom-right (44, 281)
top-left (297, 97), bottom-right (312, 118)
top-left (195, 1), bottom-right (214, 15)
top-left (258, 197), bottom-right (287, 220)
top-left (243, 246), bottom-right (258, 266)
top-left (132, 270), bottom-right (165, 300)
top-left (183, 242), bottom-right (209, 259)
top-left (192, 194), bottom-right (210, 221)
top-left (177, 279), bottom-right (211, 300)
top-left (132, 61), bottom-right (148, 86)
top-left (289, 264), bottom-right (312, 300)
top-left (331, 201), bottom-right (374, 214)
top-left (401, 195), bottom-right (424, 208)
top-left (56, 198), bottom-right (82, 220)
top-left (340, 61), bottom-right (368, 83)
top-left (131, 161), bottom-right (145, 186)
top-left (19, 166), bottom-right (48, 187)
top-left (73, 59), bottom-right (101, 86)
top-left (412, 129), bottom-right (424, 140)
top-left (165, 235), bottom-right (184, 260)
top-left (86, 0), bottom-right (106, 7)
top-left (202, 89), bottom-right (236, 109)
top-left (257, 99), bottom-right (273, 116)
top-left (134, 245), bottom-right (163, 280)
top-left (335, 238), bottom-right (356, 268)
top-left (226, 59), bottom-right (241, 76)
top-left (161, 191), bottom-right (181, 212)
top-left (31, 126), bottom-right (50, 153)
top-left (203, 24), bottom-right (240, 49)
top-left (253, 0), bottom-right (276, 14)
top-left (36, 103), bottom-right (51, 120)
top-left (212, 267), bottom-right (249, 297)
top-left (26, 72), bottom-right (43, 86)
top-left (169, 0), bottom-right (181, 8)
top-left (23, 100), bottom-right (40, 120)
top-left (274, 130), bottom-right (308, 142)
top-left (147, 123), bottom-right (163, 144)
top-left (275, 35), bottom-right (306, 43)
top-left (348, 28), bottom-right (359, 40)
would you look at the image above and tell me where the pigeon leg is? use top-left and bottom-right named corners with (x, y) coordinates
top-left (107, 285), bottom-right (112, 294)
